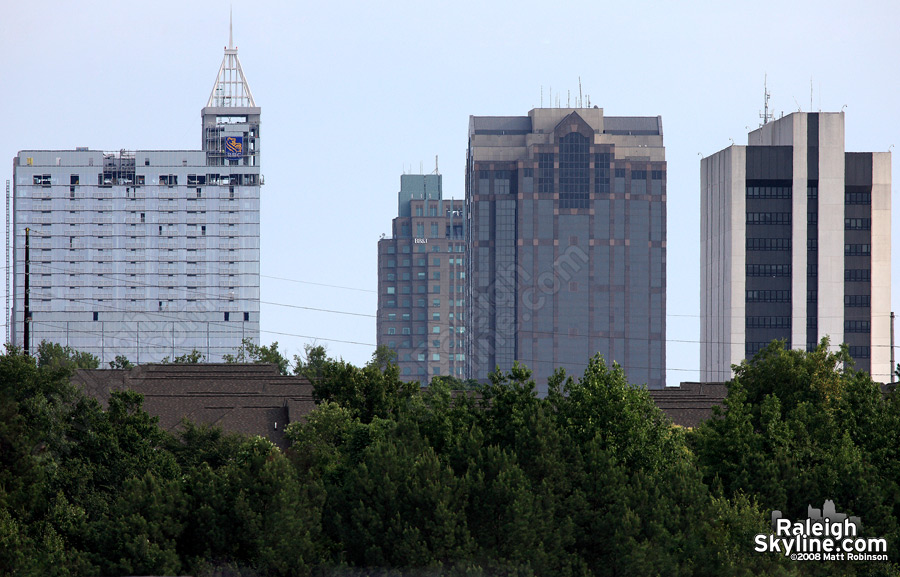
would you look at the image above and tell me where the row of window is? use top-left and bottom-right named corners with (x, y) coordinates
top-left (746, 342), bottom-right (770, 357)
top-left (747, 264), bottom-right (791, 277)
top-left (384, 271), bottom-right (465, 281)
top-left (386, 285), bottom-right (445, 295)
top-left (385, 339), bottom-right (466, 350)
top-left (845, 244), bottom-right (871, 256)
top-left (746, 290), bottom-right (791, 303)
top-left (29, 173), bottom-right (252, 188)
top-left (386, 312), bottom-right (465, 321)
top-left (400, 353), bottom-right (466, 362)
top-left (845, 218), bottom-right (871, 230)
top-left (383, 299), bottom-right (465, 308)
top-left (384, 244), bottom-right (465, 254)
top-left (384, 258), bottom-right (466, 267)
top-left (848, 346), bottom-right (871, 358)
top-left (845, 320), bottom-right (870, 333)
top-left (746, 316), bottom-right (791, 329)
top-left (845, 295), bottom-right (871, 307)
top-left (399, 366), bottom-right (466, 377)
top-left (385, 325), bottom-right (466, 335)
top-left (382, 283), bottom-right (465, 293)
top-left (747, 186), bottom-right (791, 199)
top-left (413, 206), bottom-right (445, 217)
top-left (845, 192), bottom-right (871, 205)
top-left (746, 238), bottom-right (791, 251)
top-left (747, 212), bottom-right (792, 225)
top-left (845, 269), bottom-right (871, 282)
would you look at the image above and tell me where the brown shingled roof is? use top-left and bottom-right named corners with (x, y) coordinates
top-left (648, 382), bottom-right (728, 428)
top-left (72, 363), bottom-right (316, 448)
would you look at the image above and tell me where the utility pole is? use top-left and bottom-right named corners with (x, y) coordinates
top-left (891, 311), bottom-right (897, 384)
top-left (23, 228), bottom-right (30, 355)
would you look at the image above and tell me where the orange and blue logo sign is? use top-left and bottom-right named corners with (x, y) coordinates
top-left (225, 136), bottom-right (243, 158)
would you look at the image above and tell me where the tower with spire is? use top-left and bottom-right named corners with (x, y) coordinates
top-left (202, 11), bottom-right (260, 168)
top-left (9, 18), bottom-right (262, 364)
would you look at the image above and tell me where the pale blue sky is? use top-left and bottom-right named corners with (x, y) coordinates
top-left (2, 0), bottom-right (898, 384)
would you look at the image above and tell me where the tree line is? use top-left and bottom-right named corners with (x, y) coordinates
top-left (0, 339), bottom-right (898, 576)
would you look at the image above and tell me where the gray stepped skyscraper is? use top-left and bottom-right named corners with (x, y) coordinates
top-left (10, 32), bottom-right (261, 363)
top-left (701, 111), bottom-right (891, 382)
top-left (376, 172), bottom-right (467, 381)
top-left (465, 107), bottom-right (667, 393)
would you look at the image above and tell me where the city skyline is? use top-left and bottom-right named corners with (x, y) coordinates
top-left (2, 1), bottom-right (898, 384)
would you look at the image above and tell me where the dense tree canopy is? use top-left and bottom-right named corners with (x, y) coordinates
top-left (0, 340), bottom-right (897, 576)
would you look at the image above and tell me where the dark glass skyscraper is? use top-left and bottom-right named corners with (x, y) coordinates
top-left (465, 108), bottom-right (667, 392)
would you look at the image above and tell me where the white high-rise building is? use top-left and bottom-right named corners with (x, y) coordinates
top-left (701, 112), bottom-right (891, 382)
top-left (9, 35), bottom-right (261, 363)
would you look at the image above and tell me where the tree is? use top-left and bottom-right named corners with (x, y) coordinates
top-left (161, 349), bottom-right (206, 364)
top-left (36, 340), bottom-right (100, 372)
top-left (690, 339), bottom-right (900, 574)
top-left (223, 338), bottom-right (290, 376)
top-left (310, 348), bottom-right (418, 423)
top-left (292, 344), bottom-right (330, 380)
top-left (109, 355), bottom-right (134, 369)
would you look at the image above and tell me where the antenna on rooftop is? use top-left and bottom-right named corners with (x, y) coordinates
top-left (579, 77), bottom-right (583, 108)
top-left (434, 155), bottom-right (439, 175)
top-left (759, 74), bottom-right (773, 126)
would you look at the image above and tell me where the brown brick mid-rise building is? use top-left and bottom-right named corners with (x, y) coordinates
top-left (376, 173), bottom-right (466, 382)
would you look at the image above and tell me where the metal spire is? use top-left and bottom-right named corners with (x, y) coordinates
top-left (207, 10), bottom-right (256, 108)
top-left (229, 6), bottom-right (233, 49)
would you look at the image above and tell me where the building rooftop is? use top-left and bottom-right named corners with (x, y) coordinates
top-left (647, 382), bottom-right (728, 428)
top-left (72, 363), bottom-right (315, 448)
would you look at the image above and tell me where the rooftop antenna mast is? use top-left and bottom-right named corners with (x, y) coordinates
top-left (759, 74), bottom-right (773, 126)
top-left (5, 180), bottom-right (9, 344)
top-left (579, 77), bottom-right (583, 107)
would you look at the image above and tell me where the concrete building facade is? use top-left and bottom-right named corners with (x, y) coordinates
top-left (701, 112), bottom-right (891, 382)
top-left (466, 108), bottom-right (667, 392)
top-left (376, 173), bottom-right (467, 381)
top-left (10, 39), bottom-right (261, 363)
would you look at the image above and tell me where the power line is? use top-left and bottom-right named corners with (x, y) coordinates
top-left (20, 261), bottom-right (900, 353)
top-left (261, 274), bottom-right (376, 293)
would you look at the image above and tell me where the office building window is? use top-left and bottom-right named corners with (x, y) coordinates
top-left (559, 133), bottom-right (589, 209)
top-left (844, 295), bottom-right (870, 307)
top-left (538, 153), bottom-right (555, 193)
top-left (845, 192), bottom-right (871, 205)
top-left (844, 269), bottom-right (871, 282)
top-left (845, 218), bottom-right (871, 230)
top-left (844, 244), bottom-right (871, 256)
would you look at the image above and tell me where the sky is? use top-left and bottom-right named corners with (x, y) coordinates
top-left (2, 0), bottom-right (898, 385)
